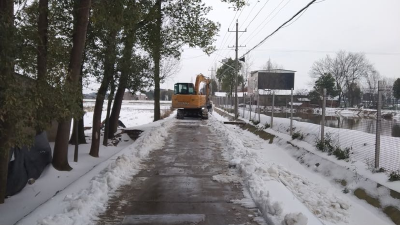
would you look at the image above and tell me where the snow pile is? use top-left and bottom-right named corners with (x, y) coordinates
top-left (212, 173), bottom-right (241, 183)
top-left (209, 116), bottom-right (349, 225)
top-left (283, 213), bottom-right (308, 225)
top-left (276, 165), bottom-right (349, 221)
top-left (34, 119), bottom-right (174, 225)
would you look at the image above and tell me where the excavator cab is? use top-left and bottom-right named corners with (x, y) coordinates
top-left (174, 83), bottom-right (195, 95)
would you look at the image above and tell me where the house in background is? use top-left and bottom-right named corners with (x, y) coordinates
top-left (123, 92), bottom-right (147, 100)
top-left (297, 97), bottom-right (310, 108)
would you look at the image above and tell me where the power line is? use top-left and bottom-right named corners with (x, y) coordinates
top-left (242, 0), bottom-right (291, 45)
top-left (211, 10), bottom-right (239, 66)
top-left (238, 0), bottom-right (260, 30)
top-left (242, 0), bottom-right (270, 31)
top-left (242, 0), bottom-right (318, 57)
top-left (281, 5), bottom-right (308, 28)
top-left (280, 0), bottom-right (328, 29)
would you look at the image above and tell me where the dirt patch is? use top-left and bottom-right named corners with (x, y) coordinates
top-left (354, 188), bottom-right (381, 208)
top-left (354, 188), bottom-right (400, 225)
top-left (122, 129), bottom-right (143, 140)
top-left (214, 108), bottom-right (275, 143)
top-left (383, 206), bottom-right (400, 225)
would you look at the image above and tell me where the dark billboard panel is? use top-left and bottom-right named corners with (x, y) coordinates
top-left (258, 72), bottom-right (294, 90)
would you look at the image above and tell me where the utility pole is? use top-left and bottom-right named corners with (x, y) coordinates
top-left (228, 20), bottom-right (246, 120)
top-left (208, 67), bottom-right (216, 95)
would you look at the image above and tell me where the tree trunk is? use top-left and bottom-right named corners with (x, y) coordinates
top-left (108, 30), bottom-right (135, 137)
top-left (53, 119), bottom-right (73, 171)
top-left (108, 79), bottom-right (126, 138)
top-left (108, 80), bottom-right (126, 138)
top-left (0, 0), bottom-right (14, 204)
top-left (153, 0), bottom-right (162, 121)
top-left (69, 75), bottom-right (86, 144)
top-left (0, 123), bottom-right (10, 204)
top-left (69, 99), bottom-right (86, 145)
top-left (89, 30), bottom-right (118, 157)
top-left (37, 0), bottom-right (48, 82)
top-left (103, 78), bottom-right (115, 146)
top-left (52, 0), bottom-right (91, 171)
top-left (35, 0), bottom-right (49, 134)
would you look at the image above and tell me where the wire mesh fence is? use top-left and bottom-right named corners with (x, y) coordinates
top-left (212, 89), bottom-right (400, 173)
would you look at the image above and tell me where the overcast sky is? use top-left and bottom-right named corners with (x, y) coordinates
top-left (160, 0), bottom-right (400, 91)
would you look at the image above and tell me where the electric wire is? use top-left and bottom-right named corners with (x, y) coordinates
top-left (282, 6), bottom-right (308, 28)
top-left (242, 0), bottom-right (291, 45)
top-left (280, 0), bottom-right (327, 30)
top-left (238, 0), bottom-right (260, 30)
top-left (219, 0), bottom-right (251, 60)
top-left (242, 0), bottom-right (270, 31)
top-left (211, 5), bottom-right (250, 71)
top-left (210, 10), bottom-right (239, 67)
top-left (241, 0), bottom-right (318, 57)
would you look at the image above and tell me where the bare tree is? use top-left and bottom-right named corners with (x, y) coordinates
top-left (240, 54), bottom-right (253, 92)
top-left (310, 51), bottom-right (376, 107)
top-left (295, 89), bottom-right (309, 96)
top-left (362, 66), bottom-right (381, 107)
top-left (160, 57), bottom-right (181, 82)
top-left (262, 58), bottom-right (283, 70)
top-left (382, 77), bottom-right (395, 107)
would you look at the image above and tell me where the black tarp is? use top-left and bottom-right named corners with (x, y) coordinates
top-left (6, 131), bottom-right (52, 196)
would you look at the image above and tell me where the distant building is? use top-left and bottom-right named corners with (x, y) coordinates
top-left (83, 92), bottom-right (97, 99)
top-left (123, 92), bottom-right (147, 100)
top-left (297, 98), bottom-right (310, 107)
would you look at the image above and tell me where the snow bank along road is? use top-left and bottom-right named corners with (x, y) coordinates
top-left (212, 109), bottom-right (396, 225)
top-left (13, 109), bottom-right (397, 225)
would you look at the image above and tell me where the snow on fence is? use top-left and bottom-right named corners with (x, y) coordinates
top-left (212, 92), bottom-right (400, 173)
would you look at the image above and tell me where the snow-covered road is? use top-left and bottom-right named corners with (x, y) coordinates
top-left (1, 101), bottom-right (397, 225)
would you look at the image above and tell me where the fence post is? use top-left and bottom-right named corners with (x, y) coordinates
top-left (290, 88), bottom-right (293, 136)
top-left (375, 81), bottom-right (383, 169)
top-left (257, 90), bottom-right (260, 122)
top-left (271, 91), bottom-right (275, 128)
top-left (250, 95), bottom-right (252, 120)
top-left (243, 94), bottom-right (245, 118)
top-left (321, 88), bottom-right (326, 146)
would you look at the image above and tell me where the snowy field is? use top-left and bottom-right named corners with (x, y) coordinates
top-left (83, 100), bottom-right (172, 128)
top-left (1, 101), bottom-right (399, 225)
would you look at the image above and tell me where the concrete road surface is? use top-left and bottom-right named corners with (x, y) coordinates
top-left (96, 119), bottom-right (264, 225)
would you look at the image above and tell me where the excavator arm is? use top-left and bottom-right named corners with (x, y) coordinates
top-left (194, 74), bottom-right (210, 95)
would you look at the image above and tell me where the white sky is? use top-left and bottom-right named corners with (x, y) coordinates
top-left (161, 0), bottom-right (400, 91)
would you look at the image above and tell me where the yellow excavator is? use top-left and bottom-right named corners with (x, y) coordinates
top-left (172, 73), bottom-right (211, 119)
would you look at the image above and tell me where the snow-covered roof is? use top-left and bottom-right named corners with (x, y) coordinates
top-left (297, 98), bottom-right (310, 102)
top-left (214, 92), bottom-right (246, 97)
top-left (251, 69), bottom-right (297, 74)
top-left (327, 96), bottom-right (339, 101)
top-left (288, 102), bottom-right (303, 106)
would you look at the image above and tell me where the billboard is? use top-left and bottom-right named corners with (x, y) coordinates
top-left (257, 71), bottom-right (295, 90)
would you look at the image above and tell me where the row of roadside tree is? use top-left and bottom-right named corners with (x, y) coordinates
top-left (0, 0), bottom-right (246, 204)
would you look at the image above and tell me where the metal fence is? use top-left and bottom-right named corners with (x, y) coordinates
top-left (212, 86), bottom-right (400, 173)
